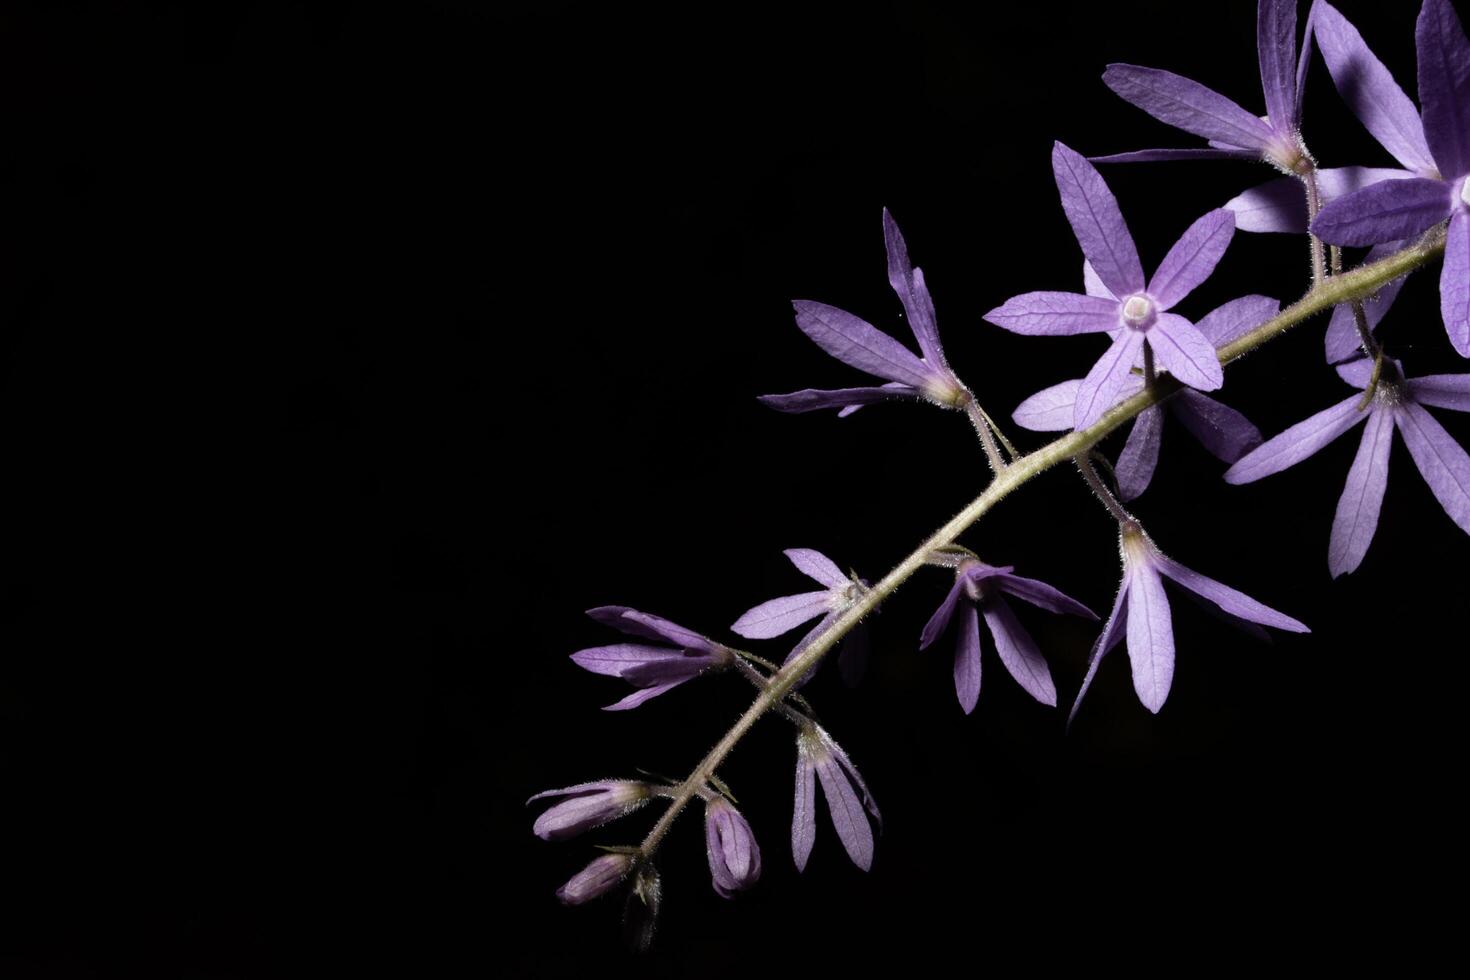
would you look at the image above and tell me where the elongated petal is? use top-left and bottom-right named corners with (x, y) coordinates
top-left (585, 606), bottom-right (708, 649)
top-left (731, 590), bottom-right (832, 640)
top-left (1195, 294), bottom-right (1280, 348)
top-left (605, 681), bottom-right (681, 712)
top-left (1052, 142), bottom-right (1145, 296)
top-left (953, 603), bottom-right (982, 714)
top-left (1407, 373), bottom-right (1470, 412)
top-left (1153, 556), bottom-right (1309, 632)
top-left (1116, 406), bottom-right (1164, 501)
top-left (791, 300), bottom-right (933, 388)
top-left (815, 752), bottom-right (875, 871)
top-left (983, 290), bottom-right (1120, 336)
top-left (1075, 330), bottom-right (1147, 430)
top-left (1328, 406), bottom-right (1395, 577)
top-left (1296, 0), bottom-right (1317, 115)
top-left (792, 740), bottom-right (817, 872)
top-left (836, 382), bottom-right (917, 417)
top-left (1082, 260), bottom-right (1115, 300)
top-left (1226, 168), bottom-right (1416, 233)
top-left (1258, 0), bottom-right (1300, 134)
top-left (531, 782), bottom-right (650, 841)
top-left (706, 799), bottom-right (760, 898)
top-left (906, 268), bottom-right (946, 365)
top-left (1224, 394), bottom-right (1369, 482)
top-left (1396, 400), bottom-right (1470, 535)
top-left (1067, 581), bottom-right (1129, 729)
top-left (982, 596), bottom-right (1056, 706)
top-left (1311, 177), bottom-right (1453, 246)
top-left (1315, 1), bottom-right (1436, 174)
top-left (1148, 314), bottom-right (1225, 391)
top-left (759, 384), bottom-right (920, 414)
top-left (1172, 391), bottom-right (1263, 463)
top-left (1325, 241), bottom-right (1408, 363)
top-left (1091, 147), bottom-right (1257, 163)
top-left (1417, 0), bottom-right (1470, 181)
top-left (1125, 556), bottom-right (1174, 713)
top-left (1013, 379), bottom-right (1082, 432)
top-left (920, 577), bottom-right (967, 650)
top-left (570, 643), bottom-right (680, 678)
top-left (1102, 64), bottom-right (1275, 152)
top-left (785, 548), bottom-right (849, 589)
top-left (880, 209), bottom-right (946, 365)
top-left (1149, 209), bottom-right (1236, 310)
top-left (1443, 211), bottom-right (1470, 356)
top-left (822, 732), bottom-right (882, 831)
top-left (994, 574), bottom-right (1097, 619)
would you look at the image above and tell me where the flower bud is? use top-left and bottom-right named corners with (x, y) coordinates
top-left (555, 853), bottom-right (633, 906)
top-left (703, 796), bottom-right (761, 898)
top-left (529, 780), bottom-right (652, 841)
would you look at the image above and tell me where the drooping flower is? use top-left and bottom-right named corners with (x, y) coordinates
top-left (1310, 0), bottom-right (1470, 355)
top-left (918, 558), bottom-right (1096, 713)
top-left (571, 607), bottom-right (734, 710)
top-left (703, 796), bottom-right (761, 898)
top-left (759, 209), bottom-right (971, 415)
top-left (528, 780), bottom-right (653, 841)
top-left (1224, 356), bottom-right (1470, 576)
top-left (985, 143), bottom-right (1231, 430)
top-left (792, 723), bottom-right (881, 872)
top-left (1070, 522), bottom-right (1310, 722)
top-left (1013, 295), bottom-right (1274, 499)
top-left (556, 852), bottom-right (634, 906)
top-left (731, 548), bottom-right (868, 677)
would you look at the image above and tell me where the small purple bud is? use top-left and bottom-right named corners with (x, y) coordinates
top-left (703, 797), bottom-right (761, 899)
top-left (555, 853), bottom-right (633, 906)
top-left (528, 780), bottom-right (652, 841)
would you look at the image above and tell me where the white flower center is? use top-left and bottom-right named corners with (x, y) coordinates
top-left (1122, 294), bottom-right (1155, 330)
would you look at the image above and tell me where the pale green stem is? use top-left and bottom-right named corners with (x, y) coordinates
top-left (634, 231), bottom-right (1445, 862)
top-left (963, 398), bottom-right (1008, 472)
top-left (1075, 454), bottom-right (1134, 525)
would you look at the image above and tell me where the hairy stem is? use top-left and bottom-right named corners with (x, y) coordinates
top-left (1301, 168), bottom-right (1329, 286)
top-left (1076, 454), bottom-right (1133, 525)
top-left (963, 398), bottom-right (1008, 472)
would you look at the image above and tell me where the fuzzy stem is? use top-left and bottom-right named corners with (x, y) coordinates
top-left (963, 398), bottom-right (1008, 472)
top-left (633, 232), bottom-right (1444, 862)
top-left (1075, 454), bottom-right (1134, 525)
top-left (1301, 168), bottom-right (1329, 286)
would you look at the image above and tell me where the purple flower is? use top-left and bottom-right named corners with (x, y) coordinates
top-left (556, 852), bottom-right (634, 906)
top-left (1224, 356), bottom-right (1470, 576)
top-left (731, 548), bottom-right (868, 678)
top-left (759, 209), bottom-right (971, 415)
top-left (571, 607), bottom-right (734, 710)
top-left (1070, 523), bottom-right (1310, 721)
top-left (1013, 295), bottom-right (1274, 499)
top-left (985, 143), bottom-right (1232, 430)
top-left (918, 558), bottom-right (1097, 713)
top-left (792, 723), bottom-right (881, 872)
top-left (704, 797), bottom-right (761, 898)
top-left (1311, 0), bottom-right (1470, 355)
top-left (528, 780), bottom-right (653, 841)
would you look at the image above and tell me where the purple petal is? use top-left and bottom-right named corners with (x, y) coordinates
top-left (1148, 314), bottom-right (1225, 392)
top-left (791, 300), bottom-right (934, 388)
top-left (1224, 394), bottom-right (1368, 482)
top-left (1195, 294), bottom-right (1281, 347)
top-left (836, 382), bottom-right (918, 417)
top-left (1171, 390), bottom-right (1264, 463)
top-left (1396, 400), bottom-right (1470, 536)
top-left (1074, 330), bottom-right (1147, 430)
top-left (1090, 147), bottom-right (1258, 164)
top-left (731, 590), bottom-right (832, 640)
top-left (1226, 168), bottom-right (1416, 234)
top-left (1417, 0), bottom-right (1470, 181)
top-left (585, 606), bottom-right (708, 649)
top-left (1325, 241), bottom-right (1409, 363)
top-left (994, 574), bottom-right (1097, 619)
top-left (1296, 0), bottom-right (1318, 115)
top-left (1125, 554), bottom-right (1174, 714)
top-left (1115, 406), bottom-right (1164, 502)
top-left (953, 603), bottom-right (982, 715)
top-left (1311, 177), bottom-right (1453, 246)
top-left (570, 643), bottom-right (680, 678)
top-left (907, 268), bottom-right (946, 365)
top-left (1148, 209), bottom-right (1236, 310)
top-left (1013, 379), bottom-right (1081, 432)
top-left (759, 385), bottom-right (920, 414)
top-left (1067, 581), bottom-right (1129, 729)
top-left (1153, 555), bottom-right (1309, 632)
top-left (706, 799), bottom-right (760, 899)
top-left (792, 739), bottom-right (817, 872)
top-left (1082, 260), bottom-right (1115, 300)
top-left (604, 680), bottom-right (681, 712)
top-left (556, 853), bottom-right (632, 906)
top-left (880, 209), bottom-right (947, 366)
top-left (821, 732), bottom-right (881, 830)
top-left (920, 577), bottom-right (967, 651)
top-left (780, 611), bottom-right (837, 689)
top-left (1328, 405), bottom-right (1395, 578)
top-left (784, 548), bottom-right (849, 589)
top-left (1443, 211), bottom-right (1470, 356)
top-left (1315, 1), bottom-right (1436, 174)
top-left (531, 782), bottom-right (649, 842)
top-left (983, 290), bottom-right (1121, 336)
top-left (1407, 373), bottom-right (1470, 412)
top-left (1051, 142), bottom-right (1146, 297)
top-left (1335, 355), bottom-right (1378, 389)
top-left (1258, 0), bottom-right (1300, 134)
top-left (1102, 64), bottom-right (1275, 153)
top-left (982, 596), bottom-right (1057, 706)
top-left (814, 750), bottom-right (875, 871)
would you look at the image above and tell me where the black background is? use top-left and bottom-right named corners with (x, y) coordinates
top-left (1, 1), bottom-right (1464, 975)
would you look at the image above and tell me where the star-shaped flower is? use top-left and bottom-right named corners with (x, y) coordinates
top-left (1070, 522), bottom-right (1310, 721)
top-left (759, 209), bottom-right (970, 415)
top-left (570, 607), bottom-right (734, 710)
top-left (918, 557), bottom-right (1096, 712)
top-left (1311, 0), bottom-right (1470, 355)
top-left (792, 722), bottom-right (881, 872)
top-left (731, 548), bottom-right (868, 679)
top-left (985, 143), bottom-right (1232, 430)
top-left (1012, 295), bottom-right (1274, 499)
top-left (1224, 356), bottom-right (1470, 576)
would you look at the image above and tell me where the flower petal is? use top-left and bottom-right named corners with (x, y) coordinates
top-left (1171, 390), bottom-right (1263, 463)
top-left (1311, 177), bottom-right (1453, 246)
top-left (1325, 241), bottom-right (1409, 363)
top-left (1148, 314), bottom-right (1225, 391)
top-left (1067, 580), bottom-right (1129, 729)
top-left (1091, 147), bottom-right (1258, 164)
top-left (785, 548), bottom-right (849, 589)
top-left (1082, 260), bottom-right (1115, 300)
top-left (1396, 400), bottom-right (1470, 536)
top-left (1258, 0), bottom-right (1300, 134)
top-left (1125, 553), bottom-right (1174, 714)
top-left (731, 590), bottom-right (833, 640)
top-left (815, 750), bottom-right (875, 871)
top-left (919, 577), bottom-right (967, 651)
top-left (792, 739), bottom-right (817, 872)
top-left (1152, 556), bottom-right (1309, 632)
top-left (1194, 294), bottom-right (1280, 348)
top-left (1148, 209), bottom-right (1236, 310)
top-left (1328, 405), bottom-right (1394, 578)
top-left (758, 384), bottom-right (920, 414)
top-left (1102, 64), bottom-right (1275, 153)
top-left (604, 681), bottom-right (681, 712)
top-left (791, 300), bottom-right (934, 388)
top-left (1115, 406), bottom-right (1164, 502)
top-left (1417, 0), bottom-right (1470, 182)
top-left (983, 290), bottom-right (1121, 336)
top-left (1074, 330), bottom-right (1147, 430)
top-left (570, 643), bottom-right (680, 678)
top-left (1224, 394), bottom-right (1369, 483)
top-left (1052, 142), bottom-right (1146, 296)
top-left (953, 603), bottom-right (982, 714)
top-left (994, 574), bottom-right (1097, 619)
top-left (1226, 168), bottom-right (1416, 234)
top-left (1442, 211), bottom-right (1470, 356)
top-left (982, 596), bottom-right (1057, 706)
top-left (1013, 379), bottom-right (1082, 432)
top-left (1407, 373), bottom-right (1470, 412)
